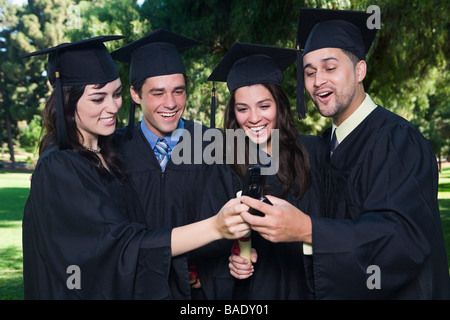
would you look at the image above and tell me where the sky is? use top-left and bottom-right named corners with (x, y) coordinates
top-left (10, 0), bottom-right (145, 6)
top-left (11, 0), bottom-right (27, 6)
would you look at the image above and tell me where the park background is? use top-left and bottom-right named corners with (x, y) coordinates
top-left (0, 0), bottom-right (449, 299)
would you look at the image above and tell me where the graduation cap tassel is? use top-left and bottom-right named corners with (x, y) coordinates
top-left (19, 36), bottom-right (124, 148)
top-left (54, 53), bottom-right (70, 150)
top-left (210, 82), bottom-right (216, 128)
top-left (296, 44), bottom-right (307, 120)
top-left (126, 100), bottom-right (136, 138)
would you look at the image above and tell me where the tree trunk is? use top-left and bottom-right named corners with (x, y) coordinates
top-left (5, 110), bottom-right (16, 169)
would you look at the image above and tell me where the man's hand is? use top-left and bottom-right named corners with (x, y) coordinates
top-left (240, 195), bottom-right (312, 243)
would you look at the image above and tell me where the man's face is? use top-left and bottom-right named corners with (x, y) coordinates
top-left (303, 47), bottom-right (365, 124)
top-left (131, 73), bottom-right (186, 137)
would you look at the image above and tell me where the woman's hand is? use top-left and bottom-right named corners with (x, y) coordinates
top-left (229, 248), bottom-right (258, 279)
top-left (214, 198), bottom-right (251, 240)
top-left (171, 198), bottom-right (251, 256)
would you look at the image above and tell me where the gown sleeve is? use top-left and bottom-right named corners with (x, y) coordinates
top-left (187, 162), bottom-right (241, 299)
top-left (311, 123), bottom-right (449, 299)
top-left (22, 150), bottom-right (172, 299)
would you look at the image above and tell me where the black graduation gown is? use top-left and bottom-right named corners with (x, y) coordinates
top-left (233, 134), bottom-right (325, 300)
top-left (22, 146), bottom-right (172, 300)
top-left (113, 120), bottom-right (238, 300)
top-left (311, 105), bottom-right (450, 299)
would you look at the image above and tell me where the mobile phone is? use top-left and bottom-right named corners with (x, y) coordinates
top-left (241, 165), bottom-right (272, 216)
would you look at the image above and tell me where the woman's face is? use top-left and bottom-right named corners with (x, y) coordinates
top-left (75, 78), bottom-right (122, 145)
top-left (234, 84), bottom-right (277, 152)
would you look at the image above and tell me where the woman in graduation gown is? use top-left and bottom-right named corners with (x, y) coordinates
top-left (21, 37), bottom-right (250, 300)
top-left (208, 42), bottom-right (325, 299)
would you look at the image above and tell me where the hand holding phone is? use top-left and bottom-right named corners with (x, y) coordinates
top-left (241, 165), bottom-right (272, 216)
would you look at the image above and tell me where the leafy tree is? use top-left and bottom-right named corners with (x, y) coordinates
top-left (19, 114), bottom-right (41, 152)
top-left (1, 0), bottom-right (73, 166)
top-left (1, 0), bottom-right (22, 167)
top-left (1, 0), bottom-right (449, 164)
top-left (354, 0), bottom-right (450, 166)
top-left (64, 0), bottom-right (150, 128)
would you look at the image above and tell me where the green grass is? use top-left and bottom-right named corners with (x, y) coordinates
top-left (0, 170), bottom-right (31, 300)
top-left (0, 167), bottom-right (450, 300)
top-left (438, 166), bottom-right (450, 276)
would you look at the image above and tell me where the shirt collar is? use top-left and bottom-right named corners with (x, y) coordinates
top-left (332, 94), bottom-right (377, 144)
top-left (141, 117), bottom-right (185, 151)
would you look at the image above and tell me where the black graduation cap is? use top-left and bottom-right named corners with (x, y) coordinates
top-left (296, 8), bottom-right (378, 118)
top-left (110, 29), bottom-right (201, 131)
top-left (21, 35), bottom-right (124, 149)
top-left (207, 42), bottom-right (297, 127)
top-left (110, 28), bottom-right (201, 84)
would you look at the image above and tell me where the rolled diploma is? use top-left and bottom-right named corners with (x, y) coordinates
top-left (236, 190), bottom-right (252, 265)
top-left (238, 232), bottom-right (252, 265)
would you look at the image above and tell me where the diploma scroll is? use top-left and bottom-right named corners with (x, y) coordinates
top-left (238, 232), bottom-right (252, 265)
top-left (236, 190), bottom-right (252, 265)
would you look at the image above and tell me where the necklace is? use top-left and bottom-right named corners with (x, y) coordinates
top-left (84, 146), bottom-right (101, 154)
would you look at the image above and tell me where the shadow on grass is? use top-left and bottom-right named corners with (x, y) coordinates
top-left (438, 198), bottom-right (450, 274)
top-left (0, 187), bottom-right (29, 221)
top-left (439, 199), bottom-right (450, 219)
top-left (0, 246), bottom-right (24, 300)
top-left (439, 183), bottom-right (450, 193)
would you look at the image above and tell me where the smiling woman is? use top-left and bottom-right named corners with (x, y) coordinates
top-left (20, 35), bottom-right (251, 300)
top-left (233, 85), bottom-right (277, 152)
top-left (208, 42), bottom-right (324, 300)
top-left (18, 36), bottom-right (173, 299)
top-left (75, 80), bottom-right (123, 154)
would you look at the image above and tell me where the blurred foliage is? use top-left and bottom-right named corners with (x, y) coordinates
top-left (1, 0), bottom-right (449, 161)
top-left (18, 114), bottom-right (41, 152)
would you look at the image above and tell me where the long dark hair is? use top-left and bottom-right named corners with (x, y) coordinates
top-left (39, 83), bottom-right (126, 179)
top-left (224, 83), bottom-right (311, 199)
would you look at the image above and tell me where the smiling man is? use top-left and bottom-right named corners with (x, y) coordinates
top-left (132, 73), bottom-right (187, 137)
top-left (303, 47), bottom-right (366, 125)
top-left (111, 29), bottom-right (240, 300)
top-left (238, 8), bottom-right (450, 299)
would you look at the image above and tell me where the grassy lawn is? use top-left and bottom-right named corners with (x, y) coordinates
top-left (0, 169), bottom-right (31, 300)
top-left (1, 167), bottom-right (450, 300)
top-left (438, 166), bottom-right (450, 275)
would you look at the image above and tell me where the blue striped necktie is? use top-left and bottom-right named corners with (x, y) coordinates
top-left (155, 139), bottom-right (169, 171)
top-left (330, 130), bottom-right (339, 157)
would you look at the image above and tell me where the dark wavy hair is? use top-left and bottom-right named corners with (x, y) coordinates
top-left (224, 83), bottom-right (311, 199)
top-left (39, 83), bottom-right (126, 179)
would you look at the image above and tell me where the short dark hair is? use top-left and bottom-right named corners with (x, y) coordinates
top-left (341, 49), bottom-right (361, 66)
top-left (131, 74), bottom-right (190, 97)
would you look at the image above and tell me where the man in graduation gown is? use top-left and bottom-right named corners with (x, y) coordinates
top-left (240, 8), bottom-right (450, 299)
top-left (111, 30), bottom-right (238, 299)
